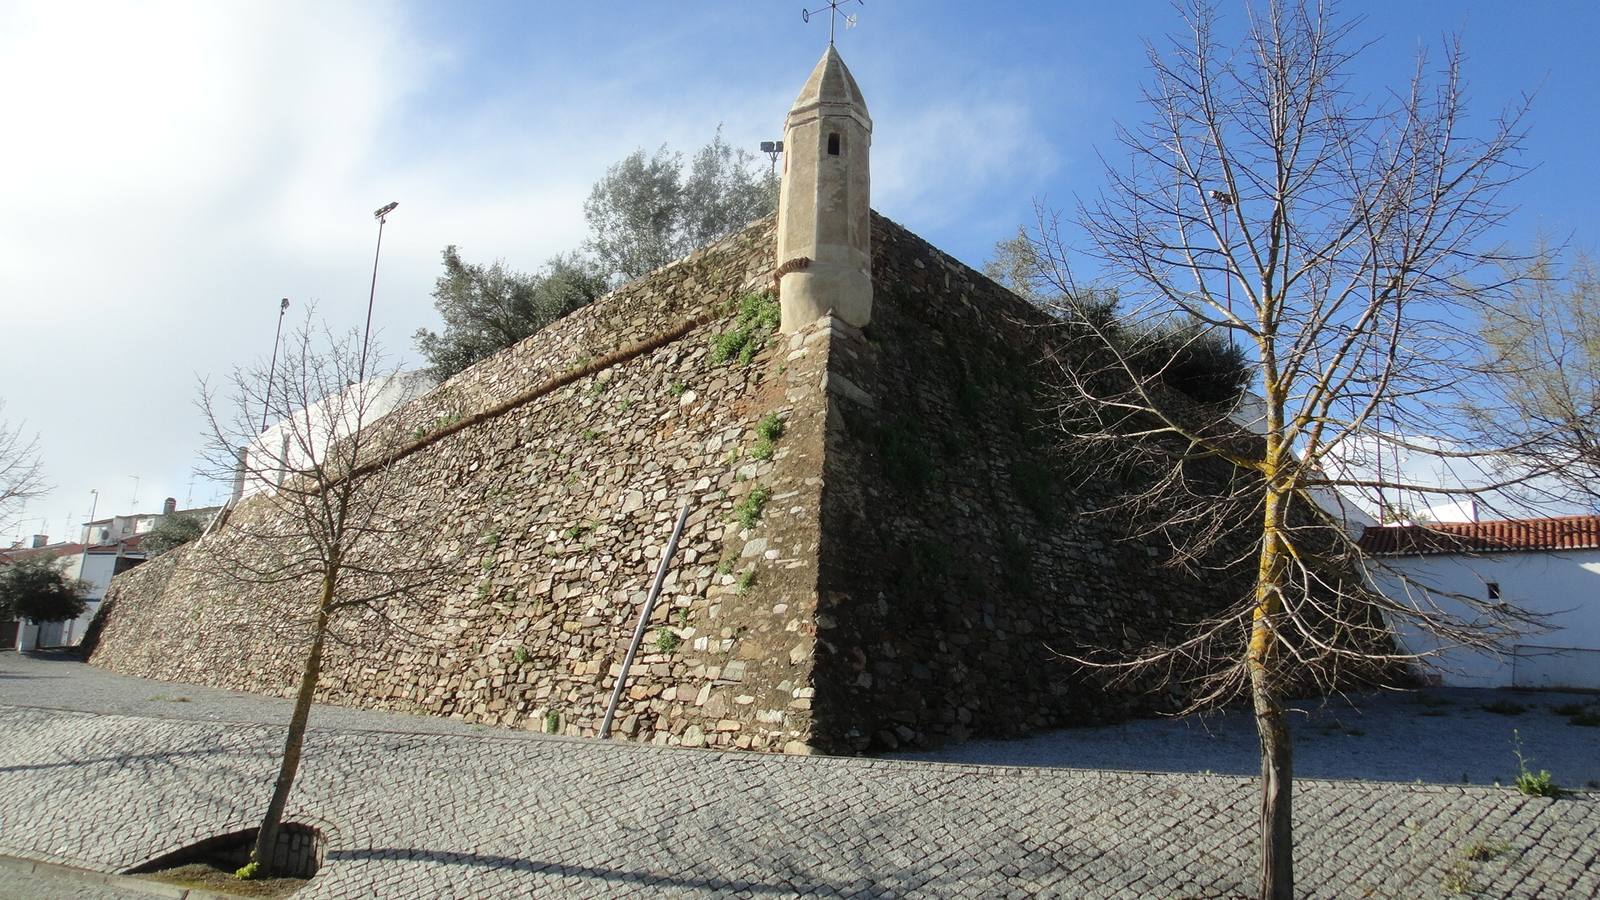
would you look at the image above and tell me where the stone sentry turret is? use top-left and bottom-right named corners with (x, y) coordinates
top-left (775, 45), bottom-right (873, 332)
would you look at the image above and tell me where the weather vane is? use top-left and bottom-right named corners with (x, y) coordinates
top-left (803, 0), bottom-right (862, 46)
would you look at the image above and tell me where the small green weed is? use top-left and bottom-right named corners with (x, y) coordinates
top-left (513, 647), bottom-right (529, 665)
top-left (582, 428), bottom-right (600, 441)
top-left (235, 861), bottom-right (261, 881)
top-left (1440, 861), bottom-right (1479, 896)
top-left (655, 628), bottom-right (681, 653)
top-left (749, 413), bottom-right (785, 461)
top-left (1512, 730), bottom-right (1562, 797)
top-left (710, 292), bottom-right (781, 365)
top-left (715, 556), bottom-right (735, 576)
top-left (736, 569), bottom-right (757, 595)
top-left (586, 377), bottom-right (609, 398)
top-left (562, 522), bottom-right (592, 540)
top-left (756, 413), bottom-right (785, 441)
top-left (544, 711), bottom-right (560, 734)
top-left (735, 486), bottom-right (770, 528)
top-left (669, 381), bottom-right (689, 397)
top-left (1461, 840), bottom-right (1510, 863)
top-left (617, 398), bottom-right (632, 413)
top-left (1481, 700), bottom-right (1527, 716)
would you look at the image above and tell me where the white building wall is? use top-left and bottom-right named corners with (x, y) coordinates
top-left (241, 371), bottom-right (433, 499)
top-left (1373, 549), bottom-right (1600, 689)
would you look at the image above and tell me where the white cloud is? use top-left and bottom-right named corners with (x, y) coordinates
top-left (0, 0), bottom-right (755, 539)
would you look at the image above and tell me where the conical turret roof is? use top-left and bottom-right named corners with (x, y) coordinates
top-left (791, 45), bottom-right (868, 114)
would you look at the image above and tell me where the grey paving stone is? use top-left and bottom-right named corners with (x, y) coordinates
top-left (1, 655), bottom-right (1598, 897)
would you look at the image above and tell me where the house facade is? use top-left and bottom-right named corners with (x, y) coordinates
top-left (1359, 515), bottom-right (1600, 690)
top-left (3, 498), bottom-right (219, 650)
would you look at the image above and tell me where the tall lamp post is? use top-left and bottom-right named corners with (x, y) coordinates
top-left (360, 202), bottom-right (399, 384)
top-left (261, 298), bottom-right (290, 433)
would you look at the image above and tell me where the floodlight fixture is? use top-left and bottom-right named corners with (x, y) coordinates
top-left (374, 201), bottom-right (399, 221)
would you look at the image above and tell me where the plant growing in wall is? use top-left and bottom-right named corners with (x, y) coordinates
top-left (734, 486), bottom-right (770, 529)
top-left (711, 293), bottom-right (781, 366)
top-left (197, 309), bottom-right (446, 880)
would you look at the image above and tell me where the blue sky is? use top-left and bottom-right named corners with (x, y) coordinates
top-left (2, 0), bottom-right (1597, 542)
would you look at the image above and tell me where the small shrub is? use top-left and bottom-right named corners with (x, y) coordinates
top-left (735, 486), bottom-right (771, 529)
top-left (1568, 711), bottom-right (1600, 727)
top-left (715, 556), bottom-right (735, 576)
top-left (235, 861), bottom-right (261, 881)
top-left (513, 647), bottom-right (529, 665)
top-left (1482, 701), bottom-right (1527, 716)
top-left (750, 438), bottom-right (775, 461)
top-left (1416, 694), bottom-right (1454, 708)
top-left (1551, 702), bottom-right (1588, 716)
top-left (736, 569), bottom-right (757, 595)
top-left (655, 628), bottom-right (681, 654)
top-left (544, 711), bottom-right (560, 734)
top-left (669, 381), bottom-right (688, 397)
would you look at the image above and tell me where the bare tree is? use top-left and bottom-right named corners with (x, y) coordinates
top-left (1020, 3), bottom-right (1536, 896)
top-left (0, 400), bottom-right (48, 535)
top-left (198, 313), bottom-right (443, 878)
top-left (1475, 251), bottom-right (1600, 510)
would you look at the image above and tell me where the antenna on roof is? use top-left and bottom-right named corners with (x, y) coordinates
top-left (802, 0), bottom-right (862, 46)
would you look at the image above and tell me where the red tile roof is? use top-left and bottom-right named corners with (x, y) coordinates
top-left (1357, 515), bottom-right (1600, 556)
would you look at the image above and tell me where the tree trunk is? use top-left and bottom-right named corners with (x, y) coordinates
top-left (1249, 490), bottom-right (1293, 900)
top-left (247, 574), bottom-right (333, 877)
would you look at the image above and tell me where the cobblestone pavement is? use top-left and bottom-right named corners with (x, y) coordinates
top-left (2, 658), bottom-right (1599, 897)
top-left (896, 688), bottom-right (1600, 787)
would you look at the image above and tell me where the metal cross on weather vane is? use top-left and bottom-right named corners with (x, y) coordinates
top-left (802, 0), bottom-right (862, 46)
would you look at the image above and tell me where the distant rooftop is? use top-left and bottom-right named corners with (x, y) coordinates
top-left (1357, 515), bottom-right (1600, 556)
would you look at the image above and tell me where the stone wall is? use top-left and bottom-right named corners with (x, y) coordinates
top-left (94, 216), bottom-right (832, 752)
top-left (809, 214), bottom-right (1257, 752)
top-left (93, 211), bottom-right (1262, 756)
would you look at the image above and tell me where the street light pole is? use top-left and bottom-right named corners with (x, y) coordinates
top-left (360, 202), bottom-right (399, 385)
top-left (261, 298), bottom-right (290, 433)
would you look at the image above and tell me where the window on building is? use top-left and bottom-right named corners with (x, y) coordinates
top-left (827, 132), bottom-right (841, 156)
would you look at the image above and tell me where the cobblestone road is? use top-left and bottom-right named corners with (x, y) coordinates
top-left (2, 658), bottom-right (1598, 897)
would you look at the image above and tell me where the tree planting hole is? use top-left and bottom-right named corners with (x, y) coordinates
top-left (127, 822), bottom-right (323, 896)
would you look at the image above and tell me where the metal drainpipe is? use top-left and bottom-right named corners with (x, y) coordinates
top-left (600, 503), bottom-right (692, 739)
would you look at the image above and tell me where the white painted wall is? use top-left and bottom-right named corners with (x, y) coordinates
top-left (241, 370), bottom-right (433, 499)
top-left (1372, 549), bottom-right (1600, 689)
